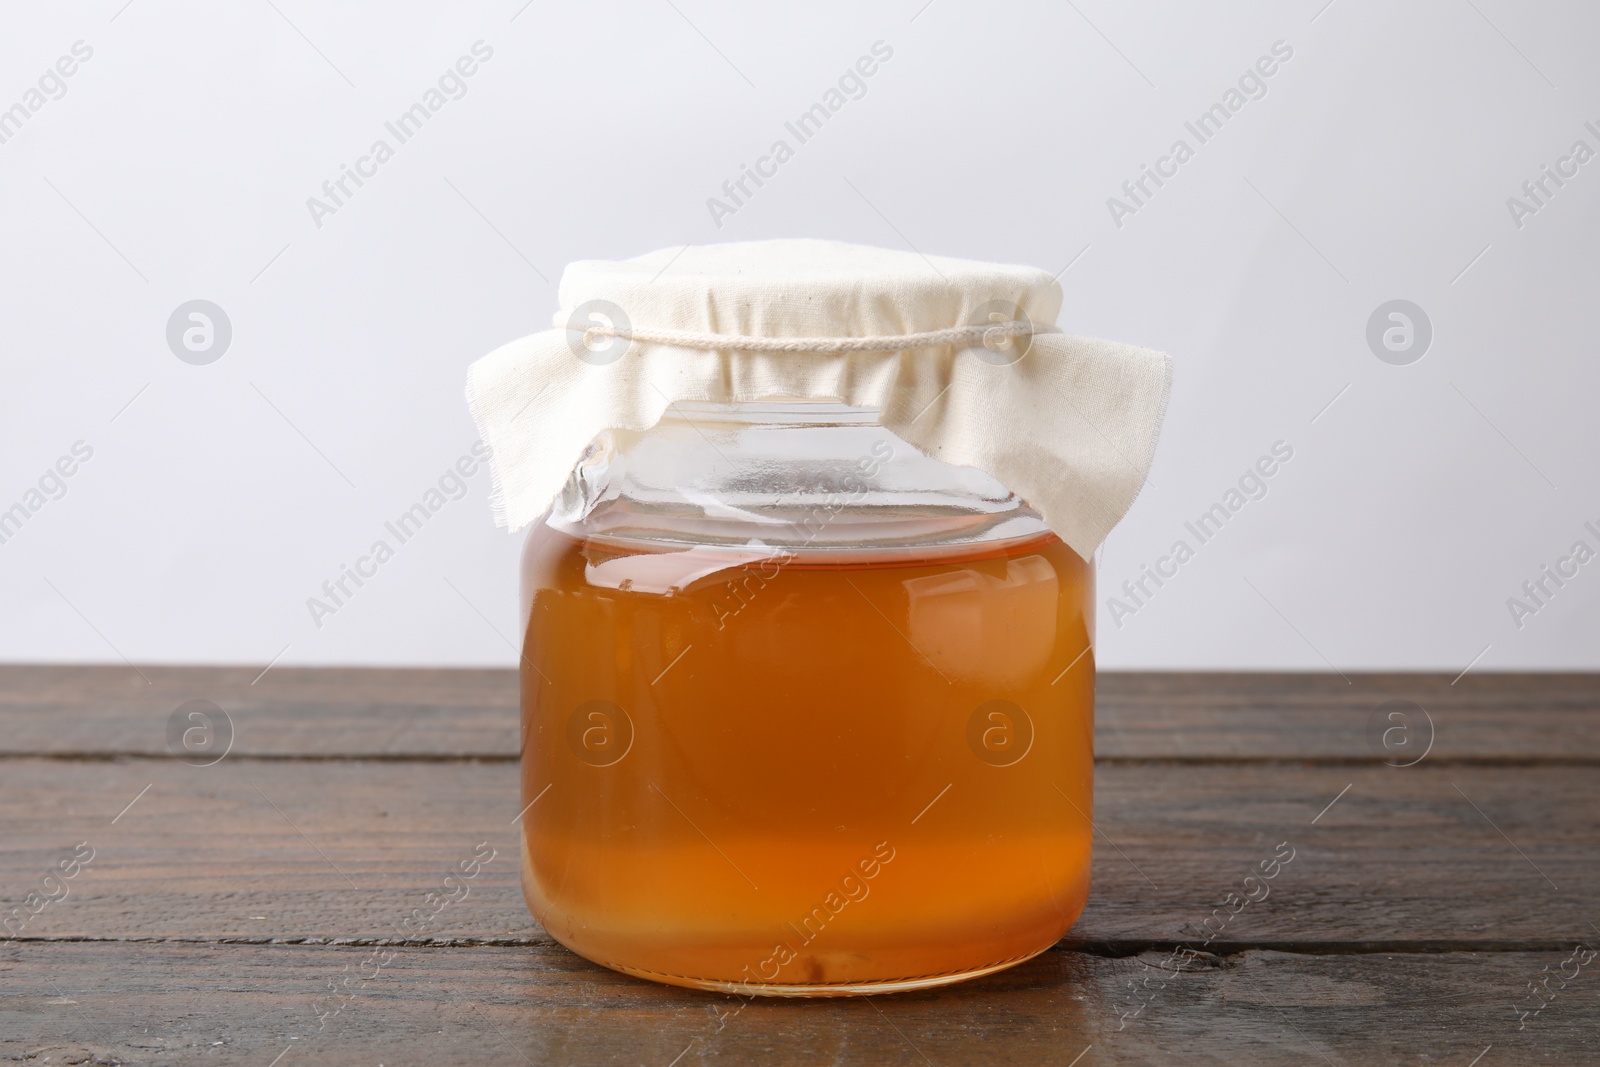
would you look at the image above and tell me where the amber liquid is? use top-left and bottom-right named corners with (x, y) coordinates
top-left (519, 529), bottom-right (1095, 994)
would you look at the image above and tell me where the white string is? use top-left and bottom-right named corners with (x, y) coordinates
top-left (580, 320), bottom-right (1054, 354)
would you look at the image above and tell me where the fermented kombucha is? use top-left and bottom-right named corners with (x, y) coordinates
top-left (518, 527), bottom-right (1094, 994)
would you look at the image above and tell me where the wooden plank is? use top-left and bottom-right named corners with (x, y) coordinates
top-left (2, 758), bottom-right (1592, 944)
top-left (1094, 672), bottom-right (1600, 761)
top-left (3, 941), bottom-right (1596, 1065)
top-left (0, 665), bottom-right (520, 759)
top-left (2, 666), bottom-right (1597, 760)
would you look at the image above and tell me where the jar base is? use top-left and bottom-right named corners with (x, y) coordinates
top-left (598, 943), bottom-right (1055, 998)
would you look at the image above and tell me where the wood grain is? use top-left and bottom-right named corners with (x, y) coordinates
top-left (3, 667), bottom-right (1596, 1065)
top-left (0, 665), bottom-right (519, 759)
top-left (0, 758), bottom-right (1592, 944)
top-left (2, 666), bottom-right (1596, 759)
top-left (1092, 671), bottom-right (1600, 760)
top-left (3, 942), bottom-right (1595, 1066)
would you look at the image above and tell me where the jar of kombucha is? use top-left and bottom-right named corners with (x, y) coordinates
top-left (516, 398), bottom-right (1096, 995)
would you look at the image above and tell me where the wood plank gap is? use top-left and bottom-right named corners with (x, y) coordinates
top-left (7, 935), bottom-right (1592, 956)
top-left (9, 752), bottom-right (1600, 767)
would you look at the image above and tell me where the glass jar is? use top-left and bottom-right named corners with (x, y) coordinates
top-left (517, 398), bottom-right (1094, 995)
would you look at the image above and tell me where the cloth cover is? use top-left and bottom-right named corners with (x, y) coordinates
top-left (465, 239), bottom-right (1171, 559)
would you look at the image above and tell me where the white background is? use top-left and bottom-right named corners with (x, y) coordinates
top-left (1, 0), bottom-right (1596, 672)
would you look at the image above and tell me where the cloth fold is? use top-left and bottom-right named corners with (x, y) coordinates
top-left (465, 239), bottom-right (1172, 559)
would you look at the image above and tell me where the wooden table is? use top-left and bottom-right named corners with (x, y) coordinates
top-left (2, 668), bottom-right (1596, 1065)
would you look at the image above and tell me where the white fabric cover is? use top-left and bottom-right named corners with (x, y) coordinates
top-left (465, 239), bottom-right (1171, 559)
